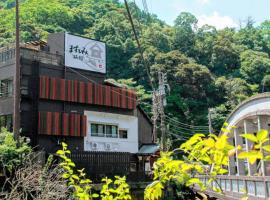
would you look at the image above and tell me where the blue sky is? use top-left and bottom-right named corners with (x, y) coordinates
top-left (131, 0), bottom-right (270, 29)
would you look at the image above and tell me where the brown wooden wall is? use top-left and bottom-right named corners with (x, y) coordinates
top-left (38, 111), bottom-right (87, 137)
top-left (39, 76), bottom-right (137, 110)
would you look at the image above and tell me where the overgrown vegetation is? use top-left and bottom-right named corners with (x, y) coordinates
top-left (144, 126), bottom-right (270, 200)
top-left (0, 128), bottom-right (31, 175)
top-left (1, 0), bottom-right (270, 135)
top-left (1, 126), bottom-right (270, 199)
top-left (56, 142), bottom-right (132, 200)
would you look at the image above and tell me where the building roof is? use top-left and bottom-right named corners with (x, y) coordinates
top-left (137, 144), bottom-right (159, 155)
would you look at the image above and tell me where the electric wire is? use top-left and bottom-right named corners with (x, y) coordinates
top-left (166, 120), bottom-right (209, 132)
top-left (165, 115), bottom-right (209, 128)
top-left (123, 0), bottom-right (155, 90)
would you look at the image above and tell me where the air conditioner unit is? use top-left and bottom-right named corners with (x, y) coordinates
top-left (105, 143), bottom-right (112, 151)
top-left (91, 142), bottom-right (98, 150)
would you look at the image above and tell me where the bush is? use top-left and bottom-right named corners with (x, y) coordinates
top-left (0, 128), bottom-right (31, 175)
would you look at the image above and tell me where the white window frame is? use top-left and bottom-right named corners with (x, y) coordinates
top-left (89, 122), bottom-right (128, 139)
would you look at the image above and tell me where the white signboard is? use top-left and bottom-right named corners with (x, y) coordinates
top-left (64, 33), bottom-right (106, 73)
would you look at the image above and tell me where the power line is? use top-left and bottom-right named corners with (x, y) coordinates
top-left (167, 131), bottom-right (190, 140)
top-left (167, 124), bottom-right (208, 136)
top-left (142, 0), bottom-right (149, 13)
top-left (166, 120), bottom-right (209, 132)
top-left (165, 115), bottom-right (208, 128)
top-left (123, 0), bottom-right (155, 90)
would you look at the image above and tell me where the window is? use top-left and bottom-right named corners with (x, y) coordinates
top-left (90, 123), bottom-right (127, 139)
top-left (0, 79), bottom-right (13, 98)
top-left (91, 124), bottom-right (105, 137)
top-left (119, 129), bottom-right (128, 139)
top-left (106, 125), bottom-right (118, 138)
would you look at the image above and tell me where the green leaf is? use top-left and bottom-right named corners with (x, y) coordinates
top-left (92, 193), bottom-right (99, 198)
top-left (240, 134), bottom-right (258, 143)
top-left (263, 145), bottom-right (270, 152)
top-left (264, 155), bottom-right (270, 161)
top-left (186, 178), bottom-right (202, 186)
top-left (56, 150), bottom-right (65, 155)
top-left (62, 173), bottom-right (70, 179)
top-left (238, 151), bottom-right (262, 164)
top-left (72, 175), bottom-right (80, 180)
top-left (257, 130), bottom-right (268, 142)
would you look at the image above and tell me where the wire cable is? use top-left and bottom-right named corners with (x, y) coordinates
top-left (124, 0), bottom-right (155, 90)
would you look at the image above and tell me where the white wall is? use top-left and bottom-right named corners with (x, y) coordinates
top-left (84, 111), bottom-right (138, 153)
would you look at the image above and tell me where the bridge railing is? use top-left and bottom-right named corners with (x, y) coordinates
top-left (196, 175), bottom-right (270, 199)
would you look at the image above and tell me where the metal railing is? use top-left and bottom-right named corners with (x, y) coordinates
top-left (197, 175), bottom-right (270, 199)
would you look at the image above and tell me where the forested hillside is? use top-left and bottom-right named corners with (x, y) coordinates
top-left (1, 0), bottom-right (270, 132)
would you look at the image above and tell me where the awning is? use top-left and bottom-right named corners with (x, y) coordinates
top-left (137, 144), bottom-right (159, 156)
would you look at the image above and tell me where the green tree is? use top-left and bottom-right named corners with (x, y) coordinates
top-left (210, 29), bottom-right (240, 75)
top-left (240, 49), bottom-right (270, 83)
top-left (173, 12), bottom-right (197, 56)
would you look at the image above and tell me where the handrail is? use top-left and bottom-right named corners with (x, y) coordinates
top-left (196, 175), bottom-right (270, 199)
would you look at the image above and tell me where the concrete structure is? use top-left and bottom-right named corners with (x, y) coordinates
top-left (227, 92), bottom-right (270, 177)
top-left (199, 93), bottom-right (270, 199)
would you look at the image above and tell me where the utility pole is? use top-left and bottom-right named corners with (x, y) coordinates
top-left (151, 91), bottom-right (158, 143)
top-left (156, 71), bottom-right (170, 151)
top-left (14, 0), bottom-right (21, 143)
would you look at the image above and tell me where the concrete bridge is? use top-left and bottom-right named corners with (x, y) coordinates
top-left (199, 93), bottom-right (270, 199)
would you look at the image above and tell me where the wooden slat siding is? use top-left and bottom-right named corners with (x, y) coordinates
top-left (49, 77), bottom-right (56, 100)
top-left (79, 82), bottom-right (85, 103)
top-left (54, 112), bottom-right (61, 136)
top-left (74, 80), bottom-right (78, 102)
top-left (121, 88), bottom-right (127, 109)
top-left (67, 80), bottom-right (72, 102)
top-left (86, 82), bottom-right (93, 104)
top-left (46, 112), bottom-right (52, 135)
top-left (117, 88), bottom-right (121, 108)
top-left (39, 76), bottom-right (136, 109)
top-left (104, 86), bottom-right (111, 106)
top-left (81, 115), bottom-right (87, 137)
top-left (70, 151), bottom-right (131, 178)
top-left (111, 87), bottom-right (117, 107)
top-left (63, 113), bottom-right (69, 136)
top-left (77, 114), bottom-right (81, 137)
top-left (60, 79), bottom-right (66, 101)
top-left (38, 112), bottom-right (86, 137)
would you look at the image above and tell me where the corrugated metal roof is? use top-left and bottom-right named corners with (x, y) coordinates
top-left (137, 144), bottom-right (159, 155)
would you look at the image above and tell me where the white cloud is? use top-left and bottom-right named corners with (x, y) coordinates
top-left (197, 0), bottom-right (210, 5)
top-left (197, 11), bottom-right (238, 29)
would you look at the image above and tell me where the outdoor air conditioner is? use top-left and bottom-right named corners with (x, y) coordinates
top-left (105, 143), bottom-right (112, 151)
top-left (91, 142), bottom-right (98, 150)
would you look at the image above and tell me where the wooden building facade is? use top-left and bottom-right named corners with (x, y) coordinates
top-left (0, 33), bottom-right (155, 178)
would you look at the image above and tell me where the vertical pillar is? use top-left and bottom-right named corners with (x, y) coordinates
top-left (228, 136), bottom-right (236, 175)
top-left (234, 128), bottom-right (246, 175)
top-left (244, 120), bottom-right (257, 176)
top-left (257, 116), bottom-right (269, 176)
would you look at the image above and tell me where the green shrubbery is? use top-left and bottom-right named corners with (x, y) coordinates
top-left (0, 128), bottom-right (31, 174)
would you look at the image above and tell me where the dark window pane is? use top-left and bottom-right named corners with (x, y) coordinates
top-left (106, 125), bottom-right (112, 137)
top-left (119, 129), bottom-right (128, 139)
